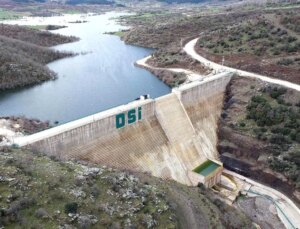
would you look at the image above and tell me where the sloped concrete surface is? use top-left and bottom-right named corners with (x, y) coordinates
top-left (17, 73), bottom-right (231, 185)
top-left (155, 93), bottom-right (195, 143)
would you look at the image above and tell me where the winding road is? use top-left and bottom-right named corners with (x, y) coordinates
top-left (136, 56), bottom-right (210, 82)
top-left (3, 35), bottom-right (300, 229)
top-left (137, 38), bottom-right (300, 91)
top-left (137, 37), bottom-right (300, 229)
top-left (184, 38), bottom-right (300, 92)
top-left (184, 38), bottom-right (300, 229)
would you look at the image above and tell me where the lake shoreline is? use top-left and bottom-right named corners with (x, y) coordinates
top-left (0, 12), bottom-right (170, 126)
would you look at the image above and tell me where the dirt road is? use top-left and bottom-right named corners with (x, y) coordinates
top-left (135, 39), bottom-right (300, 229)
top-left (136, 56), bottom-right (208, 82)
top-left (184, 38), bottom-right (300, 92)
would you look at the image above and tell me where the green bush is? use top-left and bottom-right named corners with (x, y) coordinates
top-left (285, 120), bottom-right (299, 129)
top-left (270, 158), bottom-right (290, 172)
top-left (260, 127), bottom-right (267, 133)
top-left (295, 133), bottom-right (300, 143)
top-left (239, 122), bottom-right (246, 127)
top-left (270, 134), bottom-right (291, 146)
top-left (269, 87), bottom-right (287, 99)
top-left (271, 127), bottom-right (291, 135)
top-left (277, 58), bottom-right (294, 66)
top-left (64, 202), bottom-right (78, 214)
top-left (247, 101), bottom-right (284, 126)
top-left (290, 130), bottom-right (297, 141)
top-left (287, 36), bottom-right (297, 42)
top-left (288, 151), bottom-right (300, 166)
top-left (272, 48), bottom-right (280, 55)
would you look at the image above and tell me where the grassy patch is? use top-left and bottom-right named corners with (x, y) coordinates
top-left (63, 10), bottom-right (83, 15)
top-left (26, 25), bottom-right (48, 30)
top-left (0, 8), bottom-right (23, 20)
top-left (112, 30), bottom-right (125, 36)
top-left (278, 9), bottom-right (300, 34)
top-left (0, 149), bottom-right (177, 228)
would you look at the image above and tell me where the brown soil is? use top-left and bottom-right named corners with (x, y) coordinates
top-left (218, 76), bottom-right (300, 207)
top-left (0, 116), bottom-right (50, 134)
top-left (135, 63), bottom-right (186, 88)
top-left (147, 51), bottom-right (211, 76)
top-left (195, 45), bottom-right (300, 84)
top-left (122, 11), bottom-right (257, 49)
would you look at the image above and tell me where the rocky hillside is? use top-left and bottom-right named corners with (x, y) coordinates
top-left (0, 24), bottom-right (78, 91)
top-left (0, 148), bottom-right (176, 228)
top-left (0, 148), bottom-right (254, 228)
top-left (218, 75), bottom-right (300, 206)
top-left (0, 24), bottom-right (77, 47)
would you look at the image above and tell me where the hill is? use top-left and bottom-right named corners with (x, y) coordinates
top-left (9, 0), bottom-right (114, 4)
top-left (0, 24), bottom-right (78, 91)
top-left (7, 0), bottom-right (233, 5)
top-left (0, 23), bottom-right (77, 47)
top-left (0, 148), bottom-right (254, 228)
top-left (66, 0), bottom-right (114, 5)
top-left (158, 0), bottom-right (217, 3)
top-left (218, 76), bottom-right (300, 205)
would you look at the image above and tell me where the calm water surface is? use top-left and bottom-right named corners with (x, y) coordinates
top-left (0, 12), bottom-right (170, 124)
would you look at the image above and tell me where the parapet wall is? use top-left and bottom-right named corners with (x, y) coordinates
top-left (18, 72), bottom-right (232, 185)
top-left (18, 99), bottom-right (155, 155)
top-left (174, 73), bottom-right (232, 107)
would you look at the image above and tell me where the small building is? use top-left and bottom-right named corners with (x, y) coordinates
top-left (188, 160), bottom-right (223, 188)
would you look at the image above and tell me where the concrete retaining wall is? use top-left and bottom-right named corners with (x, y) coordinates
top-left (18, 72), bottom-right (232, 185)
top-left (19, 99), bottom-right (155, 156)
top-left (174, 72), bottom-right (232, 107)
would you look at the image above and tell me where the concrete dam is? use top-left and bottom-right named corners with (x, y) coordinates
top-left (16, 72), bottom-right (232, 186)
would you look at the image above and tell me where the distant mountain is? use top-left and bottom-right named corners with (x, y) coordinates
top-left (161, 0), bottom-right (240, 3)
top-left (66, 0), bottom-right (114, 5)
top-left (13, 0), bottom-right (47, 2)
top-left (11, 0), bottom-right (230, 4)
top-left (11, 0), bottom-right (114, 4)
top-left (158, 0), bottom-right (209, 3)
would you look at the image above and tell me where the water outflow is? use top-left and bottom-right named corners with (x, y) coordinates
top-left (0, 12), bottom-right (170, 124)
top-left (17, 73), bottom-right (232, 185)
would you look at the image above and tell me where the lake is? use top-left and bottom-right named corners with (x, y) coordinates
top-left (0, 12), bottom-right (170, 124)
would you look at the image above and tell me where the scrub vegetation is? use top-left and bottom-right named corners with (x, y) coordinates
top-left (241, 86), bottom-right (300, 187)
top-left (119, 4), bottom-right (300, 85)
top-left (0, 8), bottom-right (22, 20)
top-left (146, 68), bottom-right (187, 88)
top-left (195, 9), bottom-right (300, 83)
top-left (218, 76), bottom-right (300, 205)
top-left (0, 148), bottom-right (176, 229)
top-left (198, 19), bottom-right (299, 56)
top-left (0, 148), bottom-right (254, 228)
top-left (0, 24), bottom-right (78, 91)
top-left (278, 9), bottom-right (300, 34)
top-left (0, 24), bottom-right (77, 47)
top-left (242, 87), bottom-right (300, 184)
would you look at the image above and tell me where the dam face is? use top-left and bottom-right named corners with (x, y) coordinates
top-left (18, 72), bottom-right (232, 185)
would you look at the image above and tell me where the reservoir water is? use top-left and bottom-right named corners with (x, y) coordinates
top-left (0, 12), bottom-right (170, 124)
